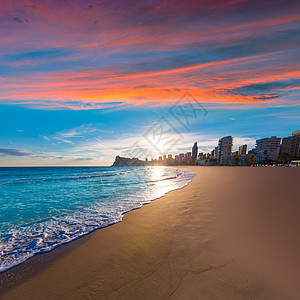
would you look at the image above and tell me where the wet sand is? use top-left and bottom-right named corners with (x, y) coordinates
top-left (1, 166), bottom-right (300, 299)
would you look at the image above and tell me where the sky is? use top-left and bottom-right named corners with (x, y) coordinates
top-left (0, 0), bottom-right (299, 166)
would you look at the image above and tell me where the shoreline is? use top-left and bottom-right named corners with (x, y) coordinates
top-left (1, 166), bottom-right (300, 299)
top-left (0, 167), bottom-right (195, 292)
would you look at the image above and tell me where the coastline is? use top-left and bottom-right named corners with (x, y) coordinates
top-left (0, 167), bottom-right (194, 292)
top-left (0, 166), bottom-right (194, 275)
top-left (1, 166), bottom-right (300, 299)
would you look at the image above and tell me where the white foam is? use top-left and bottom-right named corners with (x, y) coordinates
top-left (0, 167), bottom-right (195, 273)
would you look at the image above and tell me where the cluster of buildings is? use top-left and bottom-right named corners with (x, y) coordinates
top-left (147, 130), bottom-right (300, 166)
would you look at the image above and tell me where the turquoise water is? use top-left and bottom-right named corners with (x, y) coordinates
top-left (0, 166), bottom-right (194, 272)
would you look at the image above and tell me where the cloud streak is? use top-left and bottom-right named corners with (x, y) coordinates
top-left (0, 0), bottom-right (300, 109)
top-left (0, 148), bottom-right (31, 156)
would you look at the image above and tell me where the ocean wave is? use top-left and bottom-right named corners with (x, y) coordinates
top-left (0, 167), bottom-right (195, 273)
top-left (0, 170), bottom-right (134, 186)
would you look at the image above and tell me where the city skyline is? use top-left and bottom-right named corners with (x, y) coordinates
top-left (114, 129), bottom-right (300, 167)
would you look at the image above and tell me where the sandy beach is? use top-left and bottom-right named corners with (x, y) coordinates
top-left (1, 166), bottom-right (300, 299)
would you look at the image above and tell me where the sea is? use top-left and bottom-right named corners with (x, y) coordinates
top-left (0, 166), bottom-right (195, 273)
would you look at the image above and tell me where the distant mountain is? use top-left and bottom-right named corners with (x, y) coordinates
top-left (112, 156), bottom-right (146, 166)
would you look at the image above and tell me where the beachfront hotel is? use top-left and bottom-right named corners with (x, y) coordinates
top-left (217, 136), bottom-right (233, 165)
top-left (238, 144), bottom-right (247, 156)
top-left (278, 130), bottom-right (300, 163)
top-left (290, 130), bottom-right (300, 160)
top-left (253, 136), bottom-right (281, 163)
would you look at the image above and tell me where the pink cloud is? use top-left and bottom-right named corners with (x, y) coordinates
top-left (0, 0), bottom-right (300, 109)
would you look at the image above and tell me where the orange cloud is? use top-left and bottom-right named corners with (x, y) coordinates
top-left (0, 0), bottom-right (300, 109)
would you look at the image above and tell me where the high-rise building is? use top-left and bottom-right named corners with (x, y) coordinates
top-left (232, 151), bottom-right (239, 157)
top-left (289, 130), bottom-right (300, 160)
top-left (163, 155), bottom-right (167, 160)
top-left (248, 150), bottom-right (255, 165)
top-left (279, 136), bottom-right (293, 162)
top-left (217, 136), bottom-right (233, 165)
top-left (198, 152), bottom-right (204, 160)
top-left (211, 149), bottom-right (215, 158)
top-left (280, 136), bottom-right (293, 155)
top-left (179, 153), bottom-right (185, 161)
top-left (192, 142), bottom-right (198, 160)
top-left (210, 147), bottom-right (218, 159)
top-left (230, 151), bottom-right (239, 166)
top-left (238, 144), bottom-right (247, 156)
top-left (168, 154), bottom-right (172, 159)
top-left (184, 152), bottom-right (191, 161)
top-left (254, 136), bottom-right (281, 163)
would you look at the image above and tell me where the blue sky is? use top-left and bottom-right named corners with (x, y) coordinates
top-left (0, 102), bottom-right (298, 166)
